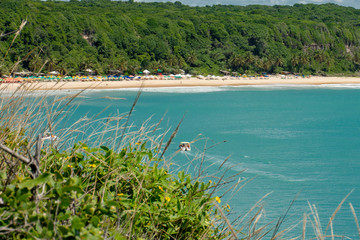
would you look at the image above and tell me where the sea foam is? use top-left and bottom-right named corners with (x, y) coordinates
top-left (228, 84), bottom-right (360, 90)
top-left (121, 86), bottom-right (226, 93)
top-left (114, 84), bottom-right (360, 93)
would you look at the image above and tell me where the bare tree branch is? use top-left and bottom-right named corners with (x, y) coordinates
top-left (0, 134), bottom-right (43, 178)
top-left (0, 142), bottom-right (31, 164)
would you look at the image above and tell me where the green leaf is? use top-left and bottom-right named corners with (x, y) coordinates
top-left (177, 199), bottom-right (181, 211)
top-left (57, 212), bottom-right (71, 221)
top-left (100, 145), bottom-right (110, 152)
top-left (60, 196), bottom-right (71, 208)
top-left (113, 232), bottom-right (127, 240)
top-left (58, 225), bottom-right (69, 235)
top-left (90, 216), bottom-right (100, 227)
top-left (54, 171), bottom-right (64, 182)
top-left (71, 216), bottom-right (85, 230)
top-left (34, 173), bottom-right (53, 185)
top-left (18, 173), bottom-right (52, 189)
top-left (0, 171), bottom-right (6, 180)
top-left (17, 192), bottom-right (32, 202)
top-left (62, 186), bottom-right (84, 194)
top-left (18, 179), bottom-right (36, 189)
top-left (107, 200), bottom-right (120, 208)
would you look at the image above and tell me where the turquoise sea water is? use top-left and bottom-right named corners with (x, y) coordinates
top-left (64, 85), bottom-right (360, 237)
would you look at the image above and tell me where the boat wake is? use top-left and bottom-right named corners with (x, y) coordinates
top-left (198, 153), bottom-right (312, 182)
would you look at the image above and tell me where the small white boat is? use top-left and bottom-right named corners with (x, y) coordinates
top-left (179, 142), bottom-right (191, 151)
top-left (41, 133), bottom-right (58, 141)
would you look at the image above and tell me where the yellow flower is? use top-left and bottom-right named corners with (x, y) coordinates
top-left (136, 141), bottom-right (141, 145)
top-left (15, 175), bottom-right (24, 181)
top-left (227, 204), bottom-right (231, 209)
top-left (83, 146), bottom-right (88, 150)
top-left (164, 171), bottom-right (167, 174)
top-left (158, 186), bottom-right (164, 192)
top-left (209, 180), bottom-right (212, 184)
top-left (215, 196), bottom-right (221, 204)
top-left (67, 165), bottom-right (73, 168)
top-left (165, 196), bottom-right (170, 202)
top-left (89, 164), bottom-right (96, 168)
top-left (117, 193), bottom-right (124, 196)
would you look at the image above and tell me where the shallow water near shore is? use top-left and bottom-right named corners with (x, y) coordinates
top-left (67, 85), bottom-right (360, 237)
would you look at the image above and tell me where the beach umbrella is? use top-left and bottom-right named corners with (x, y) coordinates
top-left (14, 71), bottom-right (32, 76)
top-left (143, 69), bottom-right (150, 75)
top-left (49, 71), bottom-right (60, 75)
top-left (85, 68), bottom-right (95, 75)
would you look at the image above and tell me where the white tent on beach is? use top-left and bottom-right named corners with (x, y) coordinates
top-left (49, 71), bottom-right (60, 75)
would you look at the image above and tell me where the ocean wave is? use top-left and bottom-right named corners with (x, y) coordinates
top-left (318, 84), bottom-right (360, 89)
top-left (122, 86), bottom-right (227, 93)
top-left (224, 84), bottom-right (360, 90)
top-left (86, 83), bottom-right (360, 93)
top-left (82, 84), bottom-right (330, 93)
top-left (0, 89), bottom-right (82, 97)
top-left (22, 83), bottom-right (360, 96)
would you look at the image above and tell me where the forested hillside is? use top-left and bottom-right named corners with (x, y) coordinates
top-left (1, 0), bottom-right (360, 76)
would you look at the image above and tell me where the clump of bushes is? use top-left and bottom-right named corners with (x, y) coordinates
top-left (0, 141), bottom-right (231, 239)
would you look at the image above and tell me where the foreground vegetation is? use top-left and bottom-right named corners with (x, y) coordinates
top-left (2, 1), bottom-right (360, 76)
top-left (0, 142), bottom-right (228, 239)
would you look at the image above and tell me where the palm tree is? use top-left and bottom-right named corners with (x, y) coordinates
top-left (186, 50), bottom-right (198, 67)
top-left (118, 56), bottom-right (128, 73)
top-left (290, 54), bottom-right (300, 73)
top-left (299, 52), bottom-right (309, 66)
top-left (244, 52), bottom-right (255, 66)
top-left (293, 52), bottom-right (309, 73)
top-left (257, 57), bottom-right (272, 73)
top-left (313, 50), bottom-right (326, 63)
top-left (167, 54), bottom-right (178, 67)
top-left (29, 54), bottom-right (44, 73)
top-left (46, 57), bottom-right (59, 72)
top-left (0, 62), bottom-right (10, 76)
top-left (273, 56), bottom-right (285, 68)
top-left (127, 59), bottom-right (141, 75)
top-left (229, 53), bottom-right (244, 70)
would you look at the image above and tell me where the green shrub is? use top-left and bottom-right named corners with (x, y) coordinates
top-left (0, 142), bottom-right (229, 239)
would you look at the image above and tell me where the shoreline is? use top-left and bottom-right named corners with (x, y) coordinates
top-left (2, 76), bottom-right (360, 91)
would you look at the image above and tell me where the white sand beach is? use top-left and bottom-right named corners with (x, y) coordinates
top-left (2, 76), bottom-right (360, 91)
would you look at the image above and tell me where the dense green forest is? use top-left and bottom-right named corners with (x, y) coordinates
top-left (1, 0), bottom-right (360, 76)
